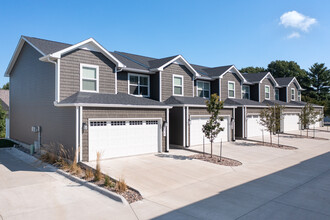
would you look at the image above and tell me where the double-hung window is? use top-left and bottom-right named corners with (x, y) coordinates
top-left (291, 88), bottom-right (295, 101)
top-left (298, 90), bottom-right (301, 101)
top-left (128, 74), bottom-right (149, 97)
top-left (197, 81), bottom-right (210, 98)
top-left (242, 85), bottom-right (250, 99)
top-left (275, 89), bottom-right (279, 100)
top-left (80, 64), bottom-right (99, 92)
top-left (173, 75), bottom-right (183, 96)
top-left (228, 81), bottom-right (235, 98)
top-left (265, 85), bottom-right (270, 100)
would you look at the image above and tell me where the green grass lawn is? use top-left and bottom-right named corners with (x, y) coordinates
top-left (0, 139), bottom-right (16, 148)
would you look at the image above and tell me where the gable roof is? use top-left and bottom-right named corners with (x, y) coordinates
top-left (243, 72), bottom-right (268, 83)
top-left (275, 77), bottom-right (302, 90)
top-left (223, 98), bottom-right (266, 107)
top-left (23, 36), bottom-right (72, 55)
top-left (0, 89), bottom-right (9, 111)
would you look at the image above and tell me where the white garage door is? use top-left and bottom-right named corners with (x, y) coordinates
top-left (190, 116), bottom-right (229, 146)
top-left (283, 114), bottom-right (300, 132)
top-left (89, 119), bottom-right (160, 161)
top-left (247, 115), bottom-right (266, 138)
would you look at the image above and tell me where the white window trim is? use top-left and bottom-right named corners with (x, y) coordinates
top-left (173, 74), bottom-right (184, 96)
top-left (196, 80), bottom-right (210, 99)
top-left (242, 85), bottom-right (250, 99)
top-left (228, 81), bottom-right (235, 98)
top-left (128, 73), bottom-right (150, 97)
top-left (291, 88), bottom-right (295, 101)
top-left (80, 63), bottom-right (99, 93)
top-left (265, 85), bottom-right (270, 100)
top-left (275, 89), bottom-right (279, 100)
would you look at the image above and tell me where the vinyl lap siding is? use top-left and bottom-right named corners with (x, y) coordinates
top-left (260, 78), bottom-right (275, 102)
top-left (117, 71), bottom-right (128, 93)
top-left (82, 107), bottom-right (166, 161)
top-left (287, 82), bottom-right (299, 102)
top-left (220, 72), bottom-right (241, 100)
top-left (60, 49), bottom-right (116, 101)
top-left (162, 63), bottom-right (194, 101)
top-left (10, 43), bottom-right (76, 158)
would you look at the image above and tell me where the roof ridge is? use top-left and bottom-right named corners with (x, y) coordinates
top-left (22, 35), bottom-right (72, 46)
top-left (114, 51), bottom-right (151, 69)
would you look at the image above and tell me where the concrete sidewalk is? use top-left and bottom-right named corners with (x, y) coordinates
top-left (0, 148), bottom-right (137, 220)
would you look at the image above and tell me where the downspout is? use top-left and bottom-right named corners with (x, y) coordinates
top-left (166, 108), bottom-right (169, 152)
top-left (75, 107), bottom-right (79, 163)
top-left (183, 106), bottom-right (186, 147)
top-left (79, 106), bottom-right (83, 162)
top-left (186, 106), bottom-right (189, 147)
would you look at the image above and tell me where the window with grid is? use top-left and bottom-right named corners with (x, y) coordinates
top-left (173, 75), bottom-right (183, 96)
top-left (228, 82), bottom-right (235, 98)
top-left (265, 86), bottom-right (270, 99)
top-left (242, 85), bottom-right (250, 99)
top-left (197, 81), bottom-right (210, 98)
top-left (129, 74), bottom-right (149, 97)
top-left (81, 65), bottom-right (98, 92)
top-left (291, 88), bottom-right (295, 100)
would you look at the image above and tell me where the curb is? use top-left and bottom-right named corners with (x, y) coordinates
top-left (7, 147), bottom-right (129, 205)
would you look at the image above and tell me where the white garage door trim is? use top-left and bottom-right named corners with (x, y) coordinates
top-left (283, 113), bottom-right (300, 132)
top-left (88, 117), bottom-right (162, 161)
top-left (189, 115), bottom-right (230, 146)
top-left (246, 114), bottom-right (267, 138)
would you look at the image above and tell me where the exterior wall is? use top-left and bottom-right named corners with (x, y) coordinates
top-left (283, 107), bottom-right (302, 114)
top-left (247, 107), bottom-right (264, 115)
top-left (60, 49), bottom-right (116, 101)
top-left (279, 87), bottom-right (287, 102)
top-left (187, 107), bottom-right (233, 146)
top-left (211, 79), bottom-right (219, 95)
top-left (235, 107), bottom-right (243, 138)
top-left (82, 107), bottom-right (167, 161)
top-left (287, 82), bottom-right (299, 102)
top-left (260, 78), bottom-right (275, 102)
top-left (162, 63), bottom-right (194, 101)
top-left (117, 71), bottom-right (128, 94)
top-left (220, 72), bottom-right (241, 100)
top-left (250, 84), bottom-right (259, 102)
top-left (10, 43), bottom-right (76, 158)
top-left (169, 107), bottom-right (184, 146)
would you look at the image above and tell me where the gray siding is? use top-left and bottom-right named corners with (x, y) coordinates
top-left (10, 43), bottom-right (76, 158)
top-left (250, 84), bottom-right (259, 102)
top-left (82, 107), bottom-right (166, 161)
top-left (235, 107), bottom-right (243, 138)
top-left (287, 82), bottom-right (299, 102)
top-left (279, 87), bottom-right (287, 102)
top-left (162, 63), bottom-right (194, 101)
top-left (117, 71), bottom-right (128, 94)
top-left (283, 107), bottom-right (302, 114)
top-left (211, 79), bottom-right (219, 95)
top-left (169, 107), bottom-right (184, 146)
top-left (260, 78), bottom-right (275, 102)
top-left (247, 108), bottom-right (263, 114)
top-left (60, 49), bottom-right (116, 101)
top-left (220, 72), bottom-right (241, 100)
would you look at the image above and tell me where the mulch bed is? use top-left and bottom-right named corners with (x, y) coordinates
top-left (14, 145), bottom-right (143, 204)
top-left (189, 154), bottom-right (242, 166)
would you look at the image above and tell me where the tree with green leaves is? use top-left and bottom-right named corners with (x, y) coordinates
top-left (240, 66), bottom-right (267, 74)
top-left (274, 104), bottom-right (285, 134)
top-left (2, 82), bottom-right (9, 90)
top-left (307, 63), bottom-right (330, 97)
top-left (0, 104), bottom-right (6, 138)
top-left (202, 94), bottom-right (224, 158)
top-left (259, 105), bottom-right (276, 146)
top-left (299, 103), bottom-right (322, 137)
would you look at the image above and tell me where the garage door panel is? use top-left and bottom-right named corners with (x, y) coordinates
top-left (89, 120), bottom-right (159, 161)
top-left (283, 114), bottom-right (300, 132)
top-left (247, 115), bottom-right (266, 138)
top-left (190, 116), bottom-right (228, 146)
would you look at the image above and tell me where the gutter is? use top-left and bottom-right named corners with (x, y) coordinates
top-left (54, 101), bottom-right (172, 109)
top-left (118, 67), bottom-right (154, 74)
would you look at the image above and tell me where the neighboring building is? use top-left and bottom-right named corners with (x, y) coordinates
top-left (4, 36), bottom-right (324, 162)
top-left (0, 89), bottom-right (9, 138)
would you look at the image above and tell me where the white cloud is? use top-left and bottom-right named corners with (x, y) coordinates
top-left (280, 11), bottom-right (317, 32)
top-left (287, 32), bottom-right (301, 39)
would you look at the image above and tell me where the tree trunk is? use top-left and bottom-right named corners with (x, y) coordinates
top-left (306, 128), bottom-right (309, 138)
top-left (270, 131), bottom-right (272, 146)
top-left (210, 141), bottom-right (213, 158)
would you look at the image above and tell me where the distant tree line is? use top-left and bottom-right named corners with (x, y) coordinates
top-left (240, 61), bottom-right (330, 116)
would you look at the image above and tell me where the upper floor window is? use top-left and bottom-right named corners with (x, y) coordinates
top-left (265, 85), bottom-right (270, 100)
top-left (80, 64), bottom-right (99, 92)
top-left (242, 85), bottom-right (250, 99)
top-left (275, 89), bottom-right (279, 100)
top-left (173, 75), bottom-right (183, 96)
top-left (197, 81), bottom-right (210, 98)
top-left (128, 73), bottom-right (150, 97)
top-left (291, 88), bottom-right (295, 101)
top-left (298, 90), bottom-right (301, 101)
top-left (228, 81), bottom-right (235, 98)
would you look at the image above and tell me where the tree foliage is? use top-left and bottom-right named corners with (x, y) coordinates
top-left (259, 105), bottom-right (276, 145)
top-left (299, 103), bottom-right (322, 137)
top-left (307, 63), bottom-right (330, 96)
top-left (0, 104), bottom-right (6, 138)
top-left (2, 82), bottom-right (9, 90)
top-left (202, 94), bottom-right (224, 157)
top-left (240, 66), bottom-right (267, 74)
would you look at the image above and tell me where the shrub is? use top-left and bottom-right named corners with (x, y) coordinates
top-left (115, 178), bottom-right (127, 193)
top-left (85, 168), bottom-right (93, 180)
top-left (104, 175), bottom-right (111, 187)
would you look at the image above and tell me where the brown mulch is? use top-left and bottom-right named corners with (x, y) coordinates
top-left (189, 154), bottom-right (242, 166)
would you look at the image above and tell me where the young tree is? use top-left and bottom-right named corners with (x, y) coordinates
top-left (274, 104), bottom-right (285, 134)
top-left (202, 94), bottom-right (224, 158)
top-left (299, 103), bottom-right (320, 137)
top-left (259, 105), bottom-right (276, 146)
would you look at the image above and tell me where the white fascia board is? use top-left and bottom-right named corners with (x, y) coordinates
top-left (289, 77), bottom-right (303, 90)
top-left (5, 36), bottom-right (46, 77)
top-left (195, 76), bottom-right (213, 81)
top-left (219, 65), bottom-right (247, 83)
top-left (260, 72), bottom-right (279, 87)
top-left (168, 104), bottom-right (237, 108)
top-left (152, 55), bottom-right (201, 77)
top-left (43, 38), bottom-right (125, 68)
top-left (54, 101), bottom-right (172, 109)
top-left (119, 67), bottom-right (153, 74)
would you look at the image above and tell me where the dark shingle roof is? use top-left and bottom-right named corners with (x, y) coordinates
top-left (164, 96), bottom-right (207, 106)
top-left (242, 72), bottom-right (268, 83)
top-left (223, 98), bottom-right (266, 106)
top-left (23, 36), bottom-right (72, 55)
top-left (203, 65), bottom-right (233, 77)
top-left (275, 77), bottom-right (294, 86)
top-left (60, 92), bottom-right (167, 107)
top-left (148, 55), bottom-right (178, 69)
top-left (262, 100), bottom-right (298, 106)
top-left (110, 52), bottom-right (149, 70)
top-left (290, 101), bottom-right (323, 108)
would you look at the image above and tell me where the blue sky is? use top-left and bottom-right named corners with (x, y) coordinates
top-left (0, 0), bottom-right (329, 87)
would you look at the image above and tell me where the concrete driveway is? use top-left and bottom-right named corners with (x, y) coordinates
top-left (0, 148), bottom-right (137, 220)
top-left (86, 127), bottom-right (330, 219)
